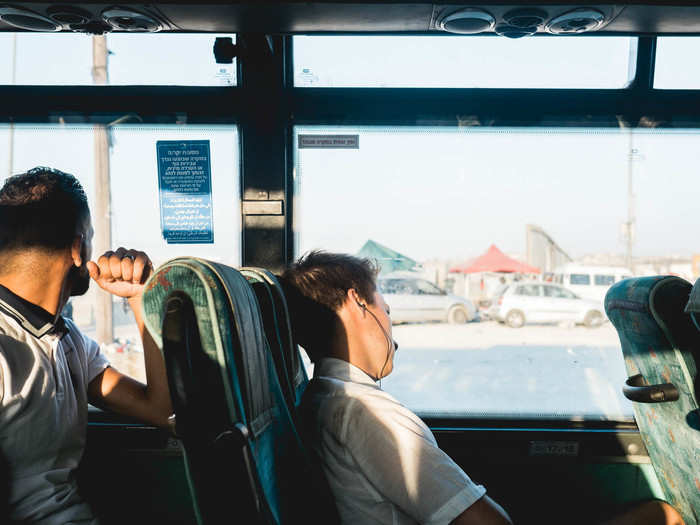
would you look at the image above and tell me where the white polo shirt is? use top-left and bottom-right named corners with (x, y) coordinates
top-left (301, 357), bottom-right (486, 525)
top-left (0, 285), bottom-right (109, 524)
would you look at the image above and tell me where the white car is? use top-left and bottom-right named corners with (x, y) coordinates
top-left (488, 282), bottom-right (605, 328)
top-left (378, 276), bottom-right (477, 324)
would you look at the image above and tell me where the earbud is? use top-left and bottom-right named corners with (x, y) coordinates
top-left (355, 297), bottom-right (367, 310)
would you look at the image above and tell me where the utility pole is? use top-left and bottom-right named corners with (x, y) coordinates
top-left (7, 33), bottom-right (17, 178)
top-left (92, 35), bottom-right (113, 345)
top-left (625, 131), bottom-right (636, 273)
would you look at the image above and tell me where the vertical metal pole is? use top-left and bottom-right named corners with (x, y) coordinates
top-left (7, 34), bottom-right (17, 178)
top-left (626, 131), bottom-right (636, 273)
top-left (92, 35), bottom-right (113, 345)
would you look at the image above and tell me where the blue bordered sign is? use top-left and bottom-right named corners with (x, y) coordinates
top-left (157, 140), bottom-right (214, 244)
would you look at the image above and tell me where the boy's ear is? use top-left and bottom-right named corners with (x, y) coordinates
top-left (71, 235), bottom-right (83, 267)
top-left (348, 289), bottom-right (366, 310)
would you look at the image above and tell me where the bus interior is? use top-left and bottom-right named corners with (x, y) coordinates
top-left (1, 1), bottom-right (700, 524)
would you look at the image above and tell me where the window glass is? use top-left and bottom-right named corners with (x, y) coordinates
top-left (516, 284), bottom-right (541, 296)
top-left (295, 126), bottom-right (700, 421)
top-left (561, 288), bottom-right (577, 299)
top-left (543, 286), bottom-right (576, 299)
top-left (0, 33), bottom-right (237, 86)
top-left (1, 123), bottom-right (240, 382)
top-left (543, 286), bottom-right (565, 298)
top-left (380, 279), bottom-right (418, 295)
top-left (570, 273), bottom-right (591, 285)
top-left (415, 280), bottom-right (443, 295)
top-left (654, 37), bottom-right (700, 89)
top-left (399, 280), bottom-right (418, 294)
top-left (594, 274), bottom-right (615, 286)
top-left (293, 35), bottom-right (635, 88)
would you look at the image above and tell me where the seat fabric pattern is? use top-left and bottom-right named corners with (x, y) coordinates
top-left (605, 276), bottom-right (700, 525)
top-left (247, 278), bottom-right (296, 416)
top-left (241, 268), bottom-right (309, 406)
top-left (142, 258), bottom-right (311, 524)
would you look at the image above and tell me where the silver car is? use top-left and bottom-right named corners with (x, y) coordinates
top-left (378, 276), bottom-right (477, 324)
top-left (489, 282), bottom-right (605, 328)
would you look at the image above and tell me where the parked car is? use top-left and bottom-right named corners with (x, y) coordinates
top-left (378, 275), bottom-right (477, 324)
top-left (488, 282), bottom-right (605, 328)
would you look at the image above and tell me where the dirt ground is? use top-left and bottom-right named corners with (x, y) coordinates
top-left (383, 320), bottom-right (632, 420)
top-left (99, 319), bottom-right (633, 421)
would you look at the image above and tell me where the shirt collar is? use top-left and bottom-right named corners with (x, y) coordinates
top-left (0, 284), bottom-right (66, 339)
top-left (315, 357), bottom-right (379, 388)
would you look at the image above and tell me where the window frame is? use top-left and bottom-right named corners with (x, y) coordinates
top-left (4, 32), bottom-right (700, 433)
top-left (283, 34), bottom-right (677, 432)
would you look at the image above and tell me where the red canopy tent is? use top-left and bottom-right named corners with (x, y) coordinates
top-left (450, 244), bottom-right (540, 274)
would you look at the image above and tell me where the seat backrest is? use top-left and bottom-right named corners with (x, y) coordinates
top-left (246, 278), bottom-right (296, 416)
top-left (605, 276), bottom-right (700, 525)
top-left (241, 268), bottom-right (309, 406)
top-left (142, 258), bottom-right (317, 524)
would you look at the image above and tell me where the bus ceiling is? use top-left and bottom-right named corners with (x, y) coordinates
top-left (2, 3), bottom-right (700, 35)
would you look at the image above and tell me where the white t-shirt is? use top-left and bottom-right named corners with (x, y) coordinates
top-left (0, 286), bottom-right (109, 524)
top-left (301, 357), bottom-right (486, 525)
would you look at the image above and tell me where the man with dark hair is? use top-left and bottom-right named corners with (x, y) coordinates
top-left (282, 250), bottom-right (512, 525)
top-left (0, 167), bottom-right (171, 524)
top-left (282, 251), bottom-right (684, 525)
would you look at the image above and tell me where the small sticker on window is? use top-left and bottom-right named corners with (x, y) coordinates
top-left (529, 441), bottom-right (580, 457)
top-left (157, 140), bottom-right (214, 244)
top-left (298, 134), bottom-right (359, 149)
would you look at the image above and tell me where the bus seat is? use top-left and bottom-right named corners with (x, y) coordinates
top-left (604, 276), bottom-right (700, 525)
top-left (241, 268), bottom-right (309, 407)
top-left (244, 277), bottom-right (297, 417)
top-left (141, 257), bottom-right (327, 524)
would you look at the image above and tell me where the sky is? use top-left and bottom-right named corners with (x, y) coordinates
top-left (295, 126), bottom-right (700, 260)
top-left (0, 33), bottom-right (699, 266)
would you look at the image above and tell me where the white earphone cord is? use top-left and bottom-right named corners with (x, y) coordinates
top-left (362, 304), bottom-right (394, 384)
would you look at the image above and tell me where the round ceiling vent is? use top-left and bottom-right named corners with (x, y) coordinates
top-left (102, 7), bottom-right (162, 32)
top-left (503, 8), bottom-right (548, 29)
top-left (0, 6), bottom-right (61, 31)
top-left (546, 8), bottom-right (606, 34)
top-left (495, 23), bottom-right (538, 39)
top-left (438, 8), bottom-right (495, 35)
top-left (47, 6), bottom-right (92, 26)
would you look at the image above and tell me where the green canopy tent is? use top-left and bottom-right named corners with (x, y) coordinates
top-left (356, 239), bottom-right (419, 275)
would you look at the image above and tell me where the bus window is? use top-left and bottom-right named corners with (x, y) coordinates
top-left (654, 37), bottom-right (700, 89)
top-left (293, 122), bottom-right (700, 422)
top-left (294, 35), bottom-right (635, 88)
top-left (569, 273), bottom-right (591, 285)
top-left (0, 33), bottom-right (237, 86)
top-left (594, 275), bottom-right (615, 286)
top-left (1, 124), bottom-right (240, 381)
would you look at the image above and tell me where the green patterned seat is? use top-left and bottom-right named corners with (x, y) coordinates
top-left (605, 276), bottom-right (700, 525)
top-left (240, 268), bottom-right (309, 411)
top-left (142, 258), bottom-right (321, 524)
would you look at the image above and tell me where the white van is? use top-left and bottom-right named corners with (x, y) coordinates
top-left (550, 264), bottom-right (632, 302)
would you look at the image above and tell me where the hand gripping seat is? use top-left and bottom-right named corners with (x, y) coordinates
top-left (141, 258), bottom-right (330, 524)
top-left (605, 276), bottom-right (700, 525)
top-left (240, 268), bottom-right (308, 409)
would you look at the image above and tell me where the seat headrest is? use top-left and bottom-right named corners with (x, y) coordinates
top-left (143, 257), bottom-right (276, 437)
top-left (683, 277), bottom-right (700, 332)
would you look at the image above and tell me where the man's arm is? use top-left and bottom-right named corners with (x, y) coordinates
top-left (86, 249), bottom-right (172, 428)
top-left (450, 495), bottom-right (513, 525)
